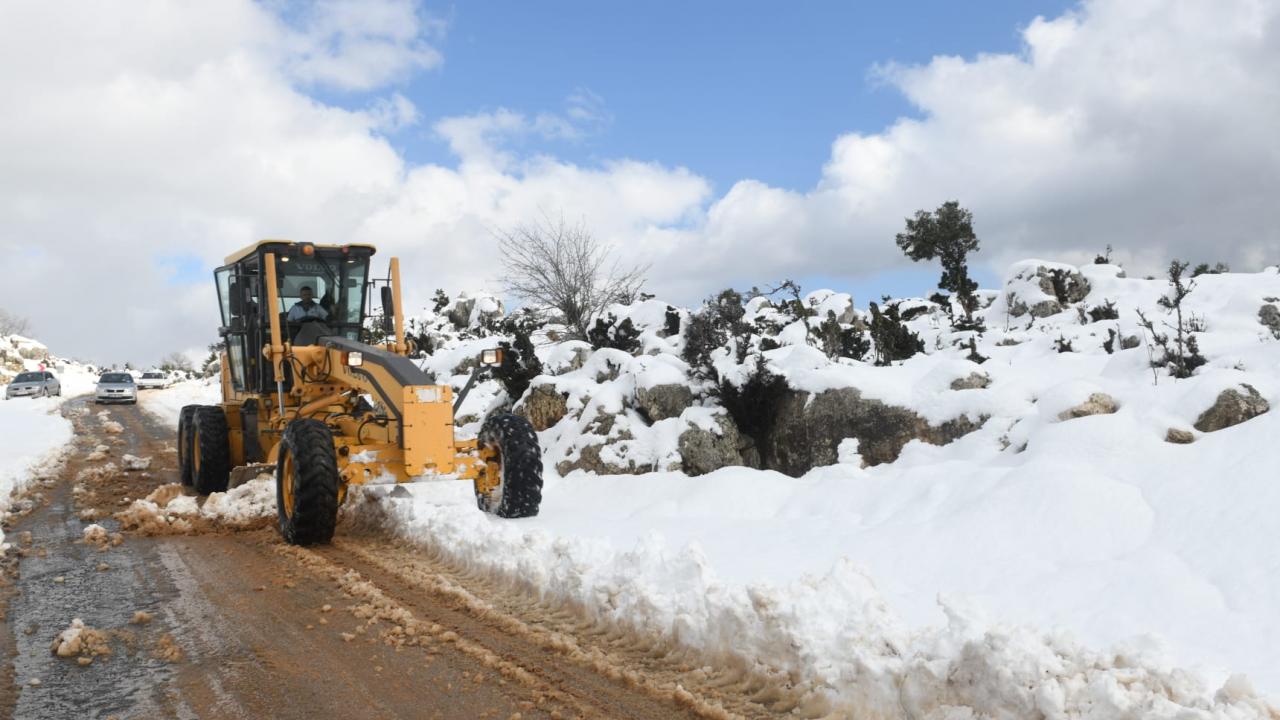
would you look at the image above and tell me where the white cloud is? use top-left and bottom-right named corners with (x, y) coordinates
top-left (281, 0), bottom-right (444, 90)
top-left (0, 0), bottom-right (1276, 365)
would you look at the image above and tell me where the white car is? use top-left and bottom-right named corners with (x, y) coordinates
top-left (137, 371), bottom-right (170, 390)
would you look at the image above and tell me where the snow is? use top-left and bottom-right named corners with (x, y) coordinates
top-left (138, 378), bottom-right (220, 427)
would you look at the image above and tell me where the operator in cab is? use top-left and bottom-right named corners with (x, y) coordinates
top-left (288, 285), bottom-right (328, 323)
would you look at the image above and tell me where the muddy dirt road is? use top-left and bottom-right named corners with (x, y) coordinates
top-left (0, 399), bottom-right (787, 720)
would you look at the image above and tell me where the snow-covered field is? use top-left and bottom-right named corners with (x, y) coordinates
top-left (139, 263), bottom-right (1280, 717)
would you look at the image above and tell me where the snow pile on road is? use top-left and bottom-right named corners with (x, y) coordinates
top-left (115, 478), bottom-right (276, 534)
top-left (199, 476), bottom-right (276, 523)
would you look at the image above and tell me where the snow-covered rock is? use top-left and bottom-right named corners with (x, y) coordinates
top-left (1193, 384), bottom-right (1269, 432)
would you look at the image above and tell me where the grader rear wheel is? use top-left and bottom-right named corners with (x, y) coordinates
top-left (176, 405), bottom-right (198, 487)
top-left (276, 419), bottom-right (339, 546)
top-left (475, 413), bottom-right (543, 519)
top-left (192, 406), bottom-right (231, 495)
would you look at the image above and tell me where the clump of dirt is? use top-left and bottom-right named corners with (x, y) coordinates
top-left (82, 524), bottom-right (110, 547)
top-left (50, 619), bottom-right (112, 661)
top-left (144, 484), bottom-right (184, 508)
top-left (78, 508), bottom-right (100, 521)
top-left (152, 634), bottom-right (182, 662)
top-left (129, 611), bottom-right (153, 625)
top-left (102, 421), bottom-right (125, 435)
top-left (114, 501), bottom-right (195, 536)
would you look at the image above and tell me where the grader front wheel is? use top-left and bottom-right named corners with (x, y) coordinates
top-left (475, 413), bottom-right (543, 519)
top-left (276, 419), bottom-right (339, 546)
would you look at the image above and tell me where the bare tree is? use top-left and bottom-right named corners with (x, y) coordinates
top-left (159, 352), bottom-right (194, 373)
top-left (0, 308), bottom-right (31, 337)
top-left (497, 214), bottom-right (648, 339)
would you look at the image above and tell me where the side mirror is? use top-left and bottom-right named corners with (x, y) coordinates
top-left (380, 286), bottom-right (394, 334)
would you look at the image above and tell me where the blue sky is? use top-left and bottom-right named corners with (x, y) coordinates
top-left (305, 0), bottom-right (1075, 300)
top-left (327, 1), bottom-right (1075, 192)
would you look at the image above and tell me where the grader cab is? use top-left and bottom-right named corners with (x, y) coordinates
top-left (177, 240), bottom-right (542, 545)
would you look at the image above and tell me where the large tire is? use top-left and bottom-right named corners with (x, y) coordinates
top-left (176, 405), bottom-right (199, 487)
top-left (192, 406), bottom-right (231, 495)
top-left (276, 419), bottom-right (339, 545)
top-left (475, 413), bottom-right (543, 518)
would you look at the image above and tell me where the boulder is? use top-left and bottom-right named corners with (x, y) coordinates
top-left (1006, 264), bottom-right (1091, 318)
top-left (1057, 393), bottom-right (1119, 421)
top-left (950, 373), bottom-right (991, 391)
top-left (1165, 428), bottom-right (1195, 444)
top-left (447, 294), bottom-right (505, 330)
top-left (1193, 384), bottom-right (1269, 433)
top-left (677, 414), bottom-right (745, 476)
top-left (1121, 335), bottom-right (1142, 350)
top-left (763, 387), bottom-right (984, 474)
top-left (635, 384), bottom-right (694, 422)
top-left (1259, 304), bottom-right (1280, 339)
top-left (515, 385), bottom-right (568, 431)
top-left (1037, 267), bottom-right (1091, 304)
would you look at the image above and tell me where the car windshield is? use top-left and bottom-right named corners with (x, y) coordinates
top-left (100, 373), bottom-right (133, 383)
top-left (14, 372), bottom-right (42, 382)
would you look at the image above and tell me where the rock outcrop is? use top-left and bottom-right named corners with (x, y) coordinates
top-left (1259, 304), bottom-right (1280, 339)
top-left (515, 384), bottom-right (568, 431)
top-left (1194, 385), bottom-right (1269, 433)
top-left (763, 388), bottom-right (984, 475)
top-left (677, 414), bottom-right (745, 476)
top-left (635, 384), bottom-right (694, 422)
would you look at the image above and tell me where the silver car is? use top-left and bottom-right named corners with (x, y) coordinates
top-left (5, 371), bottom-right (61, 399)
top-left (95, 372), bottom-right (137, 404)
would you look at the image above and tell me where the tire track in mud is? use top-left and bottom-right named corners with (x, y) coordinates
top-left (284, 535), bottom-right (812, 720)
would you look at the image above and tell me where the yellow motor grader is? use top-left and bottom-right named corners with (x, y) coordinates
top-left (177, 240), bottom-right (542, 545)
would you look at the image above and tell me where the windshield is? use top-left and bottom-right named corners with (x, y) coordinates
top-left (275, 254), bottom-right (369, 328)
top-left (142, 373), bottom-right (163, 379)
top-left (100, 373), bottom-right (133, 383)
top-left (14, 372), bottom-right (42, 383)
